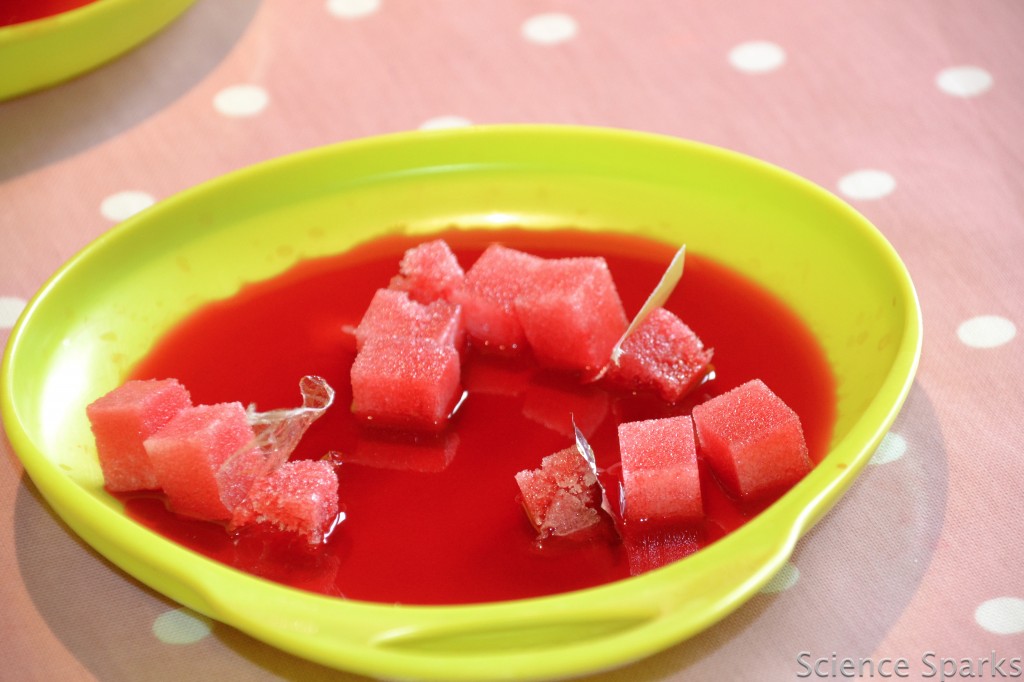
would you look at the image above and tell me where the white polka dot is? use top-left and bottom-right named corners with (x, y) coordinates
top-left (419, 115), bottom-right (472, 131)
top-left (153, 608), bottom-right (212, 644)
top-left (870, 432), bottom-right (907, 465)
top-left (957, 315), bottom-right (1016, 348)
top-left (837, 170), bottom-right (896, 200)
top-left (761, 562), bottom-right (799, 593)
top-left (326, 0), bottom-right (380, 19)
top-left (975, 597), bottom-right (1024, 634)
top-left (728, 41), bottom-right (786, 73)
top-left (0, 296), bottom-right (27, 329)
top-left (213, 85), bottom-right (269, 118)
top-left (936, 66), bottom-right (993, 98)
top-left (521, 13), bottom-right (578, 45)
top-left (100, 191), bottom-right (155, 221)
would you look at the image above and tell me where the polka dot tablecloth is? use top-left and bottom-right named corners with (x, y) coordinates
top-left (2, 1), bottom-right (1022, 680)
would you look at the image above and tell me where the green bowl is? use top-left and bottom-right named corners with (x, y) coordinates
top-left (1, 126), bottom-right (921, 681)
top-left (0, 0), bottom-right (197, 101)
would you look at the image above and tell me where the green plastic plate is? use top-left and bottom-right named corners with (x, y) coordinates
top-left (0, 0), bottom-right (197, 100)
top-left (1, 126), bottom-right (921, 681)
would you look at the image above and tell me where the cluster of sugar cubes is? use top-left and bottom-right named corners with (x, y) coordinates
top-left (350, 239), bottom-right (716, 431)
top-left (88, 237), bottom-right (813, 562)
top-left (618, 379), bottom-right (811, 516)
top-left (86, 378), bottom-right (339, 544)
top-left (439, 240), bottom-right (814, 565)
top-left (518, 379), bottom-right (812, 576)
top-left (349, 242), bottom-right (467, 431)
top-left (350, 239), bottom-right (758, 545)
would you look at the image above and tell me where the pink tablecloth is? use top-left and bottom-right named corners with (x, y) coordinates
top-left (2, 1), bottom-right (1022, 680)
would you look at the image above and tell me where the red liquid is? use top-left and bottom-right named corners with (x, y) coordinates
top-left (126, 228), bottom-right (835, 605)
top-left (1, 0), bottom-right (99, 27)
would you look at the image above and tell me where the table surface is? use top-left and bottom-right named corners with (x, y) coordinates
top-left (2, 1), bottom-right (1022, 680)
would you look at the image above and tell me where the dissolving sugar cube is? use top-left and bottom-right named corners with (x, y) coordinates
top-left (231, 459), bottom-right (340, 544)
top-left (515, 257), bottom-right (628, 372)
top-left (607, 307), bottom-right (712, 402)
top-left (353, 288), bottom-right (464, 351)
top-left (515, 447), bottom-right (602, 537)
top-left (144, 402), bottom-right (260, 521)
top-left (618, 415), bottom-right (702, 524)
top-left (350, 335), bottom-right (462, 430)
top-left (691, 379), bottom-right (811, 500)
top-left (85, 378), bottom-right (192, 492)
top-left (389, 239), bottom-right (465, 303)
top-left (451, 244), bottom-right (543, 351)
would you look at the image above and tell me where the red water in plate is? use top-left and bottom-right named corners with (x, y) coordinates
top-left (1, 0), bottom-right (99, 27)
top-left (125, 228), bottom-right (835, 605)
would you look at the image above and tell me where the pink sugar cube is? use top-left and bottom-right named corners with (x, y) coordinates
top-left (144, 402), bottom-right (259, 521)
top-left (515, 447), bottom-right (602, 537)
top-left (354, 288), bottom-right (464, 351)
top-left (691, 379), bottom-right (812, 500)
top-left (350, 335), bottom-right (462, 431)
top-left (85, 379), bottom-right (192, 492)
top-left (607, 307), bottom-right (712, 402)
top-left (515, 257), bottom-right (628, 372)
top-left (389, 239), bottom-right (465, 303)
top-left (231, 459), bottom-right (339, 544)
top-left (451, 244), bottom-right (543, 351)
top-left (618, 415), bottom-right (702, 524)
